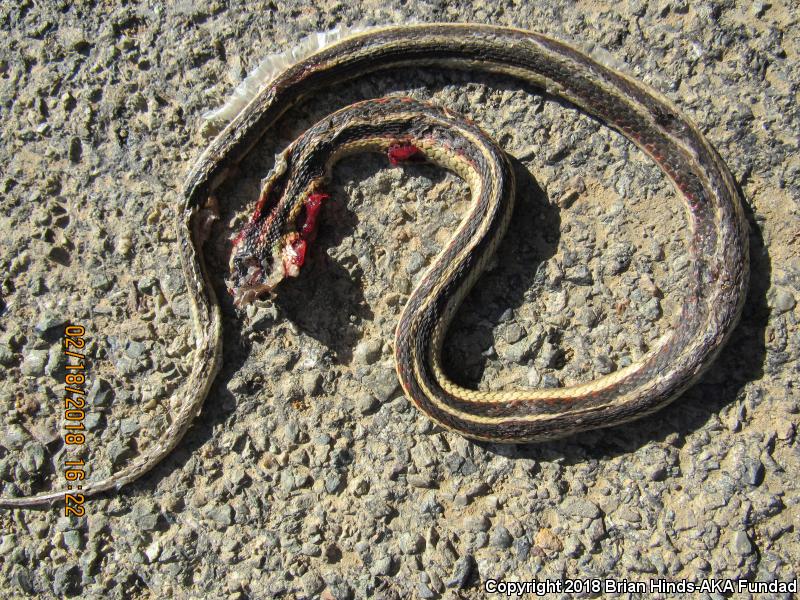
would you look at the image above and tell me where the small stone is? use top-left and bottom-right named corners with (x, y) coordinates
top-left (58, 27), bottom-right (90, 51)
top-left (249, 304), bottom-right (278, 331)
top-left (0, 345), bottom-right (13, 366)
top-left (648, 464), bottom-right (668, 481)
top-left (107, 440), bottom-right (132, 466)
top-left (534, 528), bottom-right (563, 552)
top-left (9, 566), bottom-right (32, 593)
top-left (325, 472), bottom-right (343, 494)
top-left (407, 474), bottom-right (435, 489)
top-left (541, 374), bottom-right (561, 388)
top-left (68, 137), bottom-right (83, 163)
top-left (20, 444), bottom-right (45, 474)
top-left (740, 457), bottom-right (764, 486)
top-left (21, 350), bottom-right (48, 376)
top-left (563, 535), bottom-right (584, 558)
top-left (145, 540), bottom-right (161, 563)
top-left (560, 497), bottom-right (601, 519)
top-left (641, 297), bottom-right (662, 322)
top-left (586, 518), bottom-right (606, 543)
top-left (83, 412), bottom-right (102, 430)
top-left (353, 339), bottom-right (382, 365)
top-left (1, 425), bottom-right (29, 451)
top-left (770, 288), bottom-right (795, 314)
top-left (302, 572), bottom-right (325, 596)
top-left (119, 417), bottom-right (140, 436)
top-left (0, 534), bottom-right (16, 554)
top-left (404, 251), bottom-right (426, 275)
top-left (302, 372), bottom-right (322, 396)
top-left (616, 506), bottom-right (642, 523)
top-left (514, 536), bottom-right (531, 560)
top-left (125, 341), bottom-right (146, 359)
top-left (322, 575), bottom-right (352, 600)
top-left (301, 542), bottom-right (322, 557)
top-left (46, 345), bottom-right (64, 376)
top-left (374, 369), bottom-right (400, 401)
top-left (503, 324), bottom-right (525, 344)
top-left (566, 264), bottom-right (593, 285)
top-left (446, 555), bottom-right (475, 589)
top-left (490, 526), bottom-right (513, 548)
top-left (35, 313), bottom-right (68, 335)
top-left (132, 501), bottom-right (160, 531)
top-left (462, 515), bottom-right (490, 532)
top-left (499, 339), bottom-right (532, 363)
top-left (732, 530), bottom-right (752, 555)
top-left (356, 393), bottom-right (378, 415)
top-left (208, 504), bottom-right (234, 527)
top-left (399, 533), bottom-right (424, 554)
top-left (370, 556), bottom-right (392, 576)
top-left (604, 242), bottom-right (634, 275)
top-left (52, 565), bottom-right (82, 596)
top-left (88, 379), bottom-right (113, 407)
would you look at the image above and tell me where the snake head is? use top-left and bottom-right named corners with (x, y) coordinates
top-left (228, 190), bottom-right (329, 307)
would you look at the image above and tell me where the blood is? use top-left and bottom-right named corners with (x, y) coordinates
top-left (387, 143), bottom-right (423, 166)
top-left (290, 237), bottom-right (307, 266)
top-left (300, 192), bottom-right (329, 243)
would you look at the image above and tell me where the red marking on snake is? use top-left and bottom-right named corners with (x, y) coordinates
top-left (251, 190), bottom-right (273, 222)
top-left (388, 143), bottom-right (423, 166)
top-left (231, 229), bottom-right (246, 247)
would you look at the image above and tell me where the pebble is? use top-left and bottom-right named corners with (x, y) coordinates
top-left (302, 571), bottom-right (325, 596)
top-left (88, 378), bottom-right (114, 407)
top-left (370, 556), bottom-right (393, 576)
top-left (353, 339), bottom-right (382, 365)
top-left (399, 533), bottom-right (424, 554)
top-left (462, 515), bottom-right (491, 532)
top-left (34, 312), bottom-right (68, 335)
top-left (770, 288), bottom-right (796, 315)
top-left (63, 530), bottom-right (82, 551)
top-left (20, 444), bottom-right (45, 474)
top-left (732, 530), bottom-right (753, 556)
top-left (52, 565), bottom-right (82, 596)
top-left (490, 526), bottom-right (513, 548)
top-left (20, 350), bottom-right (48, 376)
top-left (534, 528), bottom-right (563, 552)
top-left (1, 425), bottom-right (29, 451)
top-left (355, 392), bottom-right (379, 415)
top-left (417, 582), bottom-right (436, 599)
top-left (446, 555), bottom-right (475, 589)
top-left (560, 498), bottom-right (602, 519)
top-left (302, 372), bottom-right (322, 396)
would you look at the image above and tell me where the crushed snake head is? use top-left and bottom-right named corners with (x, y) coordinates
top-left (228, 166), bottom-right (329, 307)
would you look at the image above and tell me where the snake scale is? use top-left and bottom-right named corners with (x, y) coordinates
top-left (1, 24), bottom-right (748, 507)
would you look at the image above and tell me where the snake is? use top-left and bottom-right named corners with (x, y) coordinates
top-left (0, 23), bottom-right (748, 507)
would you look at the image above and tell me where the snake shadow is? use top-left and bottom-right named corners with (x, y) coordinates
top-left (274, 153), bottom-right (555, 370)
top-left (440, 157), bottom-right (559, 386)
top-left (480, 187), bottom-right (770, 464)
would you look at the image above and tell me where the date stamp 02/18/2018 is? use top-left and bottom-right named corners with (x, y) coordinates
top-left (62, 325), bottom-right (89, 518)
top-left (484, 577), bottom-right (798, 597)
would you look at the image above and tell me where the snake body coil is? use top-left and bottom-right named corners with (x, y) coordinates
top-left (1, 24), bottom-right (748, 507)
